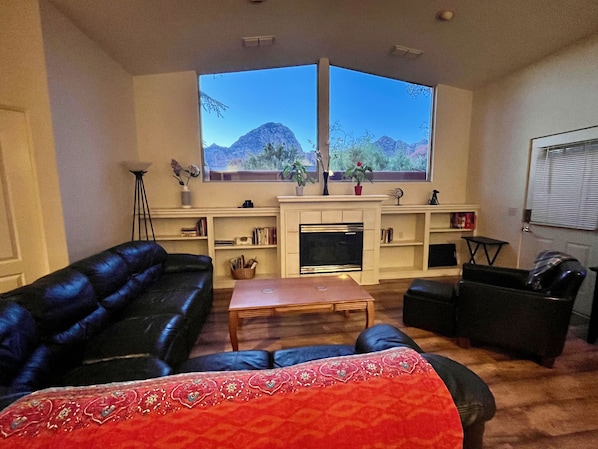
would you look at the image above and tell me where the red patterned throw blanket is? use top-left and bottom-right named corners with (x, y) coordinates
top-left (0, 347), bottom-right (463, 448)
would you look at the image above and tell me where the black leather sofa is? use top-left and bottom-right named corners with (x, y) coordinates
top-left (0, 241), bottom-right (213, 409)
top-left (177, 324), bottom-right (496, 449)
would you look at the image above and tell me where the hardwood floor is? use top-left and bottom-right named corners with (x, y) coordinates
top-left (190, 277), bottom-right (598, 448)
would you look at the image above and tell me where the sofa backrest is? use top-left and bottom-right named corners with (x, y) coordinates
top-left (70, 241), bottom-right (167, 313)
top-left (1, 268), bottom-right (103, 341)
top-left (0, 302), bottom-right (38, 387)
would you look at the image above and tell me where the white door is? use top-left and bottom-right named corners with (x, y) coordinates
top-left (0, 108), bottom-right (49, 293)
top-left (520, 223), bottom-right (595, 316)
top-left (519, 127), bottom-right (598, 317)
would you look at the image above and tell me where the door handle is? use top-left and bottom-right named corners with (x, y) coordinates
top-left (522, 224), bottom-right (531, 232)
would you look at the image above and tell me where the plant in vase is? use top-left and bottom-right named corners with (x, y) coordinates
top-left (344, 161), bottom-right (373, 195)
top-left (171, 159), bottom-right (200, 208)
top-left (315, 146), bottom-right (331, 196)
top-left (281, 160), bottom-right (315, 196)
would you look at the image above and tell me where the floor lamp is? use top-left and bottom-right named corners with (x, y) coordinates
top-left (123, 161), bottom-right (155, 241)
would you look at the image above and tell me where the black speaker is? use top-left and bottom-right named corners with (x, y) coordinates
top-left (428, 243), bottom-right (457, 267)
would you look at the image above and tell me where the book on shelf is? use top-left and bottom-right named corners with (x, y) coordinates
top-left (380, 227), bottom-right (394, 244)
top-left (450, 212), bottom-right (476, 230)
top-left (179, 217), bottom-right (208, 238)
top-left (252, 227), bottom-right (277, 245)
top-left (180, 227), bottom-right (198, 237)
top-left (196, 217), bottom-right (208, 236)
top-left (215, 239), bottom-right (235, 246)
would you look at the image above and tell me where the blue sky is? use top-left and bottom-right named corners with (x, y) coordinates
top-left (200, 65), bottom-right (432, 152)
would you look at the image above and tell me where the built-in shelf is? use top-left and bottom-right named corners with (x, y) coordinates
top-left (381, 240), bottom-right (424, 247)
top-left (156, 235), bottom-right (208, 241)
top-left (214, 244), bottom-right (277, 250)
top-left (379, 204), bottom-right (479, 280)
top-left (149, 202), bottom-right (479, 287)
top-left (430, 228), bottom-right (475, 233)
top-left (151, 207), bottom-right (279, 288)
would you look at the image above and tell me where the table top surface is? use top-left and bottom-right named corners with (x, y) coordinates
top-left (229, 275), bottom-right (375, 311)
top-left (462, 236), bottom-right (509, 245)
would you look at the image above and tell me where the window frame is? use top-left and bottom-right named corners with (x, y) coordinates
top-left (199, 59), bottom-right (435, 182)
top-left (527, 127), bottom-right (598, 231)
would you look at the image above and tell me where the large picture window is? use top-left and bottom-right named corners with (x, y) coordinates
top-left (200, 65), bottom-right (317, 181)
top-left (199, 63), bottom-right (433, 181)
top-left (329, 66), bottom-right (433, 181)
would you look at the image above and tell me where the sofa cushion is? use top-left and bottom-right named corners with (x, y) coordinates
top-left (0, 303), bottom-right (38, 386)
top-left (123, 289), bottom-right (205, 319)
top-left (178, 350), bottom-right (272, 372)
top-left (48, 306), bottom-right (110, 348)
top-left (71, 250), bottom-right (130, 300)
top-left (163, 253), bottom-right (213, 274)
top-left (3, 268), bottom-right (99, 336)
top-left (83, 314), bottom-right (189, 367)
top-left (150, 271), bottom-right (213, 291)
top-left (71, 250), bottom-right (136, 313)
top-left (110, 241), bottom-right (167, 277)
top-left (61, 356), bottom-right (173, 387)
top-left (9, 344), bottom-right (55, 392)
top-left (272, 344), bottom-right (355, 367)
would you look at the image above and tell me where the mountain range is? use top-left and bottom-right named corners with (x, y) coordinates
top-left (204, 122), bottom-right (427, 170)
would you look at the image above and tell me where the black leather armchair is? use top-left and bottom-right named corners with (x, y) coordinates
top-left (456, 254), bottom-right (587, 367)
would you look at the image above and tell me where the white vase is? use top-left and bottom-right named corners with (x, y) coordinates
top-left (295, 185), bottom-right (304, 196)
top-left (181, 185), bottom-right (192, 208)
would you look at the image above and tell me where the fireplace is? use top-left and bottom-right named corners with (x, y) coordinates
top-left (299, 223), bottom-right (364, 274)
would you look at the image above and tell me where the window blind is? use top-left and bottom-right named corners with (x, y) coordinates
top-left (530, 139), bottom-right (598, 230)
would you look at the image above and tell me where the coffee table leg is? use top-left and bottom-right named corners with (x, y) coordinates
top-left (365, 301), bottom-right (375, 328)
top-left (229, 311), bottom-right (239, 351)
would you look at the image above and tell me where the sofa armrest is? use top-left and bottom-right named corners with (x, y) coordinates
top-left (164, 254), bottom-right (213, 274)
top-left (461, 263), bottom-right (529, 290)
top-left (423, 353), bottom-right (496, 426)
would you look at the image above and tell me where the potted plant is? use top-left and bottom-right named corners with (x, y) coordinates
top-left (344, 161), bottom-right (373, 195)
top-left (281, 160), bottom-right (315, 196)
top-left (171, 159), bottom-right (201, 208)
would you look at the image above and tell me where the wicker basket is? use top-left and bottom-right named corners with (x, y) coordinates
top-left (231, 267), bottom-right (256, 280)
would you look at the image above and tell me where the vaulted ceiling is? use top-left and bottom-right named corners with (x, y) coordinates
top-left (47, 0), bottom-right (598, 89)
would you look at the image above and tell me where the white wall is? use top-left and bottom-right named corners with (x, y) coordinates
top-left (469, 34), bottom-right (598, 315)
top-left (134, 74), bottom-right (473, 209)
top-left (469, 33), bottom-right (598, 267)
top-left (40, 1), bottom-right (139, 261)
top-left (0, 0), bottom-right (68, 271)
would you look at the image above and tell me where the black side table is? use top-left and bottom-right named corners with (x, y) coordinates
top-left (588, 267), bottom-right (598, 344)
top-left (461, 236), bottom-right (509, 266)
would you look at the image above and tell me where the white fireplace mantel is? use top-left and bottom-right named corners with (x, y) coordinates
top-left (277, 195), bottom-right (389, 284)
top-left (276, 195), bottom-right (389, 204)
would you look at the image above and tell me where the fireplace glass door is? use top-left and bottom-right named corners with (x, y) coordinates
top-left (299, 223), bottom-right (364, 274)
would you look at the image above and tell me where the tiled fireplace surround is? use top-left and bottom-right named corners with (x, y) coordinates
top-left (277, 195), bottom-right (388, 285)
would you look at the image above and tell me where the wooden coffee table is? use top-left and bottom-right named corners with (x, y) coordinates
top-left (228, 275), bottom-right (375, 351)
